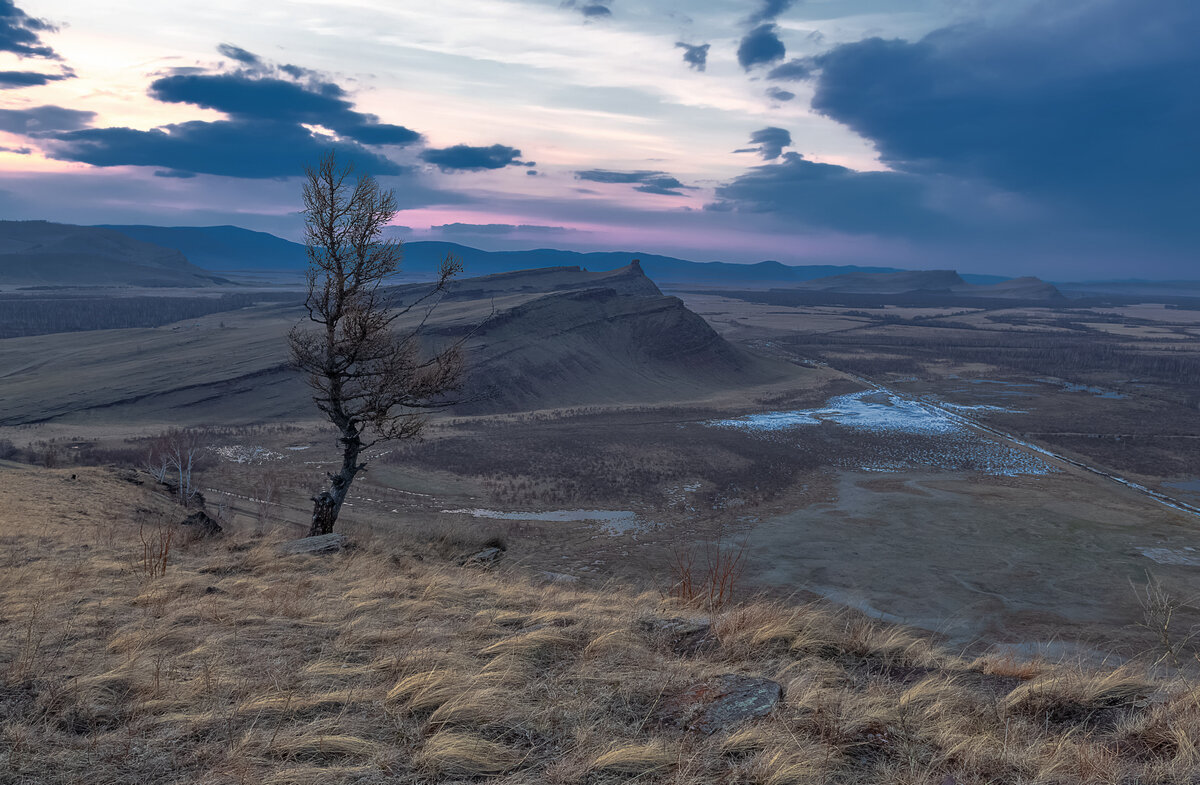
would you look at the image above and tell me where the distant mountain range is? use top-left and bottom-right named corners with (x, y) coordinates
top-left (99, 224), bottom-right (970, 286)
top-left (0, 221), bottom-right (1076, 298)
top-left (0, 221), bottom-right (226, 287)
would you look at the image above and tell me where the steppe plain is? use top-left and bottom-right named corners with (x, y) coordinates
top-left (4, 277), bottom-right (1200, 662)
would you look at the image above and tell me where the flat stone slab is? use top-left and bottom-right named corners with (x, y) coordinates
top-left (639, 616), bottom-right (717, 655)
top-left (458, 546), bottom-right (503, 566)
top-left (277, 533), bottom-right (348, 556)
top-left (662, 674), bottom-right (783, 734)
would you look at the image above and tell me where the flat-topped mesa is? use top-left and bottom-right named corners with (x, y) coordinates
top-left (391, 261), bottom-right (662, 303)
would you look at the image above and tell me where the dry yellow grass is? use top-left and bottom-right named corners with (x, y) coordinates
top-left (589, 739), bottom-right (677, 774)
top-left (2, 463), bottom-right (1199, 784)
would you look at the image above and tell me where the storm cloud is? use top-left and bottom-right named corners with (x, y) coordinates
top-left (48, 120), bottom-right (407, 179)
top-left (766, 58), bottom-right (811, 81)
top-left (737, 127), bottom-right (792, 160)
top-left (575, 169), bottom-right (692, 196)
top-left (420, 144), bottom-right (527, 172)
top-left (39, 47), bottom-right (426, 178)
top-left (737, 24), bottom-right (786, 70)
top-left (804, 0), bottom-right (1200, 240)
top-left (562, 1), bottom-right (612, 19)
top-left (675, 42), bottom-right (710, 72)
top-left (0, 68), bottom-right (71, 88)
top-left (708, 152), bottom-right (946, 236)
top-left (0, 105), bottom-right (94, 133)
top-left (148, 71), bottom-right (421, 147)
top-left (0, 0), bottom-right (60, 59)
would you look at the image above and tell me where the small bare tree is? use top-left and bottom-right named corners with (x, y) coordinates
top-left (145, 429), bottom-right (207, 506)
top-left (289, 151), bottom-right (465, 536)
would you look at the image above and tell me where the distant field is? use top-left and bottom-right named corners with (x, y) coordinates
top-left (0, 290), bottom-right (302, 338)
top-left (5, 280), bottom-right (1200, 663)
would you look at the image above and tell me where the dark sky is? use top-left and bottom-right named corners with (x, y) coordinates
top-left (0, 0), bottom-right (1197, 279)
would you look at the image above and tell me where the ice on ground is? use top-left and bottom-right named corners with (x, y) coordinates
top-left (709, 390), bottom-right (962, 435)
top-left (1138, 547), bottom-right (1200, 567)
top-left (440, 508), bottom-right (651, 535)
top-left (706, 390), bottom-right (1055, 477)
top-left (210, 445), bottom-right (284, 464)
top-left (939, 402), bottom-right (1025, 414)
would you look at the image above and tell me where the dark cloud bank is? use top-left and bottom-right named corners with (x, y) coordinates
top-left (19, 45), bottom-right (524, 181)
top-left (575, 169), bottom-right (692, 196)
top-left (0, 1), bottom-right (74, 89)
top-left (719, 0), bottom-right (1200, 271)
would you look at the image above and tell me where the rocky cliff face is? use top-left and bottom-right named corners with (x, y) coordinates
top-left (433, 264), bottom-right (788, 412)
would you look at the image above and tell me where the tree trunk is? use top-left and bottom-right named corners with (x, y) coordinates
top-left (309, 490), bottom-right (340, 536)
top-left (307, 434), bottom-right (360, 536)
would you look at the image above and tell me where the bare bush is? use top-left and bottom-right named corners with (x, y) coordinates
top-left (253, 469), bottom-right (284, 533)
top-left (668, 525), bottom-right (749, 612)
top-left (137, 518), bottom-right (175, 580)
top-left (1131, 572), bottom-right (1200, 667)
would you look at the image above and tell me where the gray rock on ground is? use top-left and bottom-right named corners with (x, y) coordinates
top-left (458, 546), bottom-right (503, 567)
top-left (639, 615), bottom-right (717, 655)
top-left (662, 674), bottom-right (783, 734)
top-left (277, 533), bottom-right (348, 556)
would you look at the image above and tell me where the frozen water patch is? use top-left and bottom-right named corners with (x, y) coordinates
top-left (210, 445), bottom-right (284, 464)
top-left (707, 390), bottom-right (1055, 477)
top-left (709, 391), bottom-right (962, 435)
top-left (939, 402), bottom-right (1025, 414)
top-left (286, 445), bottom-right (311, 451)
top-left (1138, 547), bottom-right (1200, 567)
top-left (440, 508), bottom-right (651, 535)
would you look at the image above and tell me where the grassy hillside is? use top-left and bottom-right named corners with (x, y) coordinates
top-left (0, 264), bottom-right (795, 426)
top-left (0, 221), bottom-right (224, 287)
top-left (2, 463), bottom-right (1197, 784)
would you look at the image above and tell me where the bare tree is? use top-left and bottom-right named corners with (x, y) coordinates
top-left (253, 468), bottom-right (283, 533)
top-left (289, 151), bottom-right (465, 536)
top-left (143, 434), bottom-right (172, 483)
top-left (161, 429), bottom-right (207, 506)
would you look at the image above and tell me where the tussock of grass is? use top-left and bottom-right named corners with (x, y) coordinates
top-left (479, 625), bottom-right (580, 661)
top-left (720, 725), bottom-right (777, 756)
top-left (751, 747), bottom-right (825, 785)
top-left (386, 668), bottom-right (467, 711)
top-left (1004, 666), bottom-right (1153, 722)
top-left (269, 733), bottom-right (380, 761)
top-left (415, 731), bottom-right (518, 776)
top-left (2, 465), bottom-right (1199, 785)
top-left (589, 739), bottom-right (676, 775)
